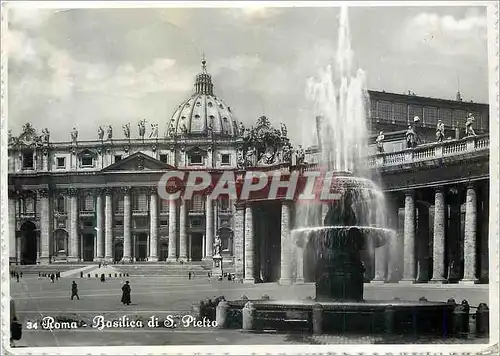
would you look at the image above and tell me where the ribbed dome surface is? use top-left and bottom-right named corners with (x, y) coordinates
top-left (165, 59), bottom-right (240, 138)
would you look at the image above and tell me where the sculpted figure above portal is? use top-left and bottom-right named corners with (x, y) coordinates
top-left (138, 119), bottom-right (147, 139)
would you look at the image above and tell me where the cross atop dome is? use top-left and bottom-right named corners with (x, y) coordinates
top-left (201, 53), bottom-right (207, 73)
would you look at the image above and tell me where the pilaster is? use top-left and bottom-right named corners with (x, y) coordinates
top-left (430, 187), bottom-right (446, 283)
top-left (244, 204), bottom-right (255, 284)
top-left (149, 187), bottom-right (159, 262)
top-left (399, 190), bottom-right (416, 284)
top-left (460, 183), bottom-right (478, 284)
top-left (123, 187), bottom-right (132, 261)
top-left (167, 199), bottom-right (177, 262)
top-left (279, 200), bottom-right (293, 285)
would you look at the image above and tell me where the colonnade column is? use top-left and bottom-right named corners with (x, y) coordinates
top-left (279, 200), bottom-right (293, 285)
top-left (243, 204), bottom-right (255, 284)
top-left (431, 187), bottom-right (446, 283)
top-left (104, 188), bottom-right (113, 261)
top-left (149, 188), bottom-right (158, 262)
top-left (38, 188), bottom-right (51, 264)
top-left (8, 190), bottom-right (17, 263)
top-left (68, 188), bottom-right (79, 262)
top-left (123, 187), bottom-right (131, 262)
top-left (461, 183), bottom-right (478, 284)
top-left (178, 198), bottom-right (187, 261)
top-left (233, 204), bottom-right (245, 278)
top-left (399, 190), bottom-right (416, 283)
top-left (205, 197), bottom-right (214, 258)
top-left (95, 191), bottom-right (104, 261)
top-left (295, 231), bottom-right (305, 284)
top-left (167, 199), bottom-right (177, 262)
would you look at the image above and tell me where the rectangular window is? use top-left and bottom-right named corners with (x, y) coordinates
top-left (393, 102), bottom-right (408, 123)
top-left (221, 154), bottom-right (230, 165)
top-left (115, 219), bottom-right (123, 227)
top-left (56, 196), bottom-right (65, 213)
top-left (452, 109), bottom-right (467, 128)
top-left (160, 154), bottom-right (168, 163)
top-left (190, 195), bottom-right (204, 212)
top-left (190, 154), bottom-right (203, 165)
top-left (22, 150), bottom-right (34, 169)
top-left (370, 100), bottom-right (378, 118)
top-left (83, 220), bottom-right (93, 228)
top-left (84, 195), bottom-right (94, 211)
top-left (377, 101), bottom-right (392, 121)
top-left (23, 197), bottom-right (35, 214)
top-left (439, 108), bottom-right (452, 127)
top-left (135, 193), bottom-right (148, 211)
top-left (81, 155), bottom-right (93, 167)
top-left (114, 155), bottom-right (122, 163)
top-left (160, 219), bottom-right (169, 226)
top-left (408, 105), bottom-right (423, 121)
top-left (115, 196), bottom-right (124, 214)
top-left (219, 198), bottom-right (230, 211)
top-left (423, 106), bottom-right (438, 126)
top-left (160, 199), bottom-right (169, 213)
top-left (191, 219), bottom-right (201, 227)
top-left (57, 157), bottom-right (66, 168)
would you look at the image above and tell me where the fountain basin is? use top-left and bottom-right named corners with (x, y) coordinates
top-left (222, 299), bottom-right (456, 336)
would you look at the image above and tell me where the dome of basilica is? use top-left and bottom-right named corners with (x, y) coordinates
top-left (165, 59), bottom-right (241, 138)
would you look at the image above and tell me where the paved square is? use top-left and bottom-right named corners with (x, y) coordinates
top-left (9, 265), bottom-right (489, 347)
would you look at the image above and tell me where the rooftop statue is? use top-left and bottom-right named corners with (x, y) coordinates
top-left (138, 119), bottom-right (146, 139)
top-left (405, 125), bottom-right (417, 149)
top-left (436, 120), bottom-right (445, 142)
top-left (280, 123), bottom-right (288, 137)
top-left (168, 123), bottom-right (176, 137)
top-left (239, 122), bottom-right (245, 137)
top-left (376, 131), bottom-right (384, 153)
top-left (41, 128), bottom-right (50, 143)
top-left (150, 123), bottom-right (158, 138)
top-left (98, 126), bottom-right (105, 141)
top-left (465, 114), bottom-right (476, 137)
top-left (295, 145), bottom-right (305, 165)
top-left (123, 123), bottom-right (131, 139)
top-left (71, 127), bottom-right (78, 144)
top-left (107, 125), bottom-right (113, 140)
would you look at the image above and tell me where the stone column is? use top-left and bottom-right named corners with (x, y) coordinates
top-left (149, 188), bottom-right (158, 262)
top-left (244, 204), bottom-right (255, 284)
top-left (400, 190), bottom-right (416, 283)
top-left (279, 200), bottom-right (293, 285)
top-left (68, 188), bottom-right (79, 262)
top-left (461, 183), bottom-right (478, 284)
top-left (38, 188), bottom-right (51, 264)
top-left (205, 197), bottom-right (214, 259)
top-left (295, 238), bottom-right (304, 284)
top-left (95, 191), bottom-right (104, 261)
top-left (178, 198), bottom-right (187, 261)
top-left (104, 188), bottom-right (113, 261)
top-left (8, 191), bottom-right (17, 263)
top-left (431, 188), bottom-right (446, 283)
top-left (123, 187), bottom-right (132, 262)
top-left (234, 204), bottom-right (245, 278)
top-left (167, 199), bottom-right (177, 262)
top-left (372, 244), bottom-right (387, 283)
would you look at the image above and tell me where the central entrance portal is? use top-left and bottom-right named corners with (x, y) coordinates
top-left (82, 234), bottom-right (94, 261)
top-left (136, 233), bottom-right (148, 261)
top-left (253, 202), bottom-right (281, 283)
top-left (20, 221), bottom-right (37, 265)
top-left (190, 233), bottom-right (203, 261)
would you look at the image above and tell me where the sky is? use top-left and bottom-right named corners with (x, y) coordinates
top-left (7, 3), bottom-right (490, 146)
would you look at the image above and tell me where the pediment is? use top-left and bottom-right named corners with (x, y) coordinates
top-left (102, 152), bottom-right (175, 172)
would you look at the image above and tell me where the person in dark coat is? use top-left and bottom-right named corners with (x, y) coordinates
top-left (121, 281), bottom-right (131, 305)
top-left (16, 273), bottom-right (19, 283)
top-left (100, 274), bottom-right (105, 282)
top-left (188, 272), bottom-right (192, 280)
top-left (50, 273), bottom-right (55, 283)
top-left (20, 272), bottom-right (23, 278)
top-left (71, 281), bottom-right (80, 300)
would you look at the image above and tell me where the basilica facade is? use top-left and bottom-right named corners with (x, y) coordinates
top-left (8, 60), bottom-right (490, 286)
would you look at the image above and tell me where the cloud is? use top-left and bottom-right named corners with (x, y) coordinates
top-left (399, 12), bottom-right (487, 56)
top-left (227, 7), bottom-right (284, 22)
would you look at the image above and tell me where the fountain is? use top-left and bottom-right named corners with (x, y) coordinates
top-left (214, 7), bottom-right (457, 337)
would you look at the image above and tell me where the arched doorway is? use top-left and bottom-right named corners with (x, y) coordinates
top-left (159, 241), bottom-right (168, 261)
top-left (20, 221), bottom-right (37, 265)
top-left (83, 234), bottom-right (95, 262)
top-left (114, 240), bottom-right (123, 262)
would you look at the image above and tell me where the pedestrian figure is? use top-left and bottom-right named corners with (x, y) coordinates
top-left (16, 273), bottom-right (19, 283)
top-left (98, 263), bottom-right (101, 268)
top-left (188, 272), bottom-right (192, 280)
top-left (228, 274), bottom-right (232, 281)
top-left (50, 273), bottom-right (55, 283)
top-left (56, 272), bottom-right (60, 281)
top-left (100, 273), bottom-right (105, 282)
top-left (121, 281), bottom-right (131, 305)
top-left (80, 271), bottom-right (84, 278)
top-left (38, 272), bottom-right (41, 278)
top-left (20, 272), bottom-right (23, 278)
top-left (71, 281), bottom-right (80, 300)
